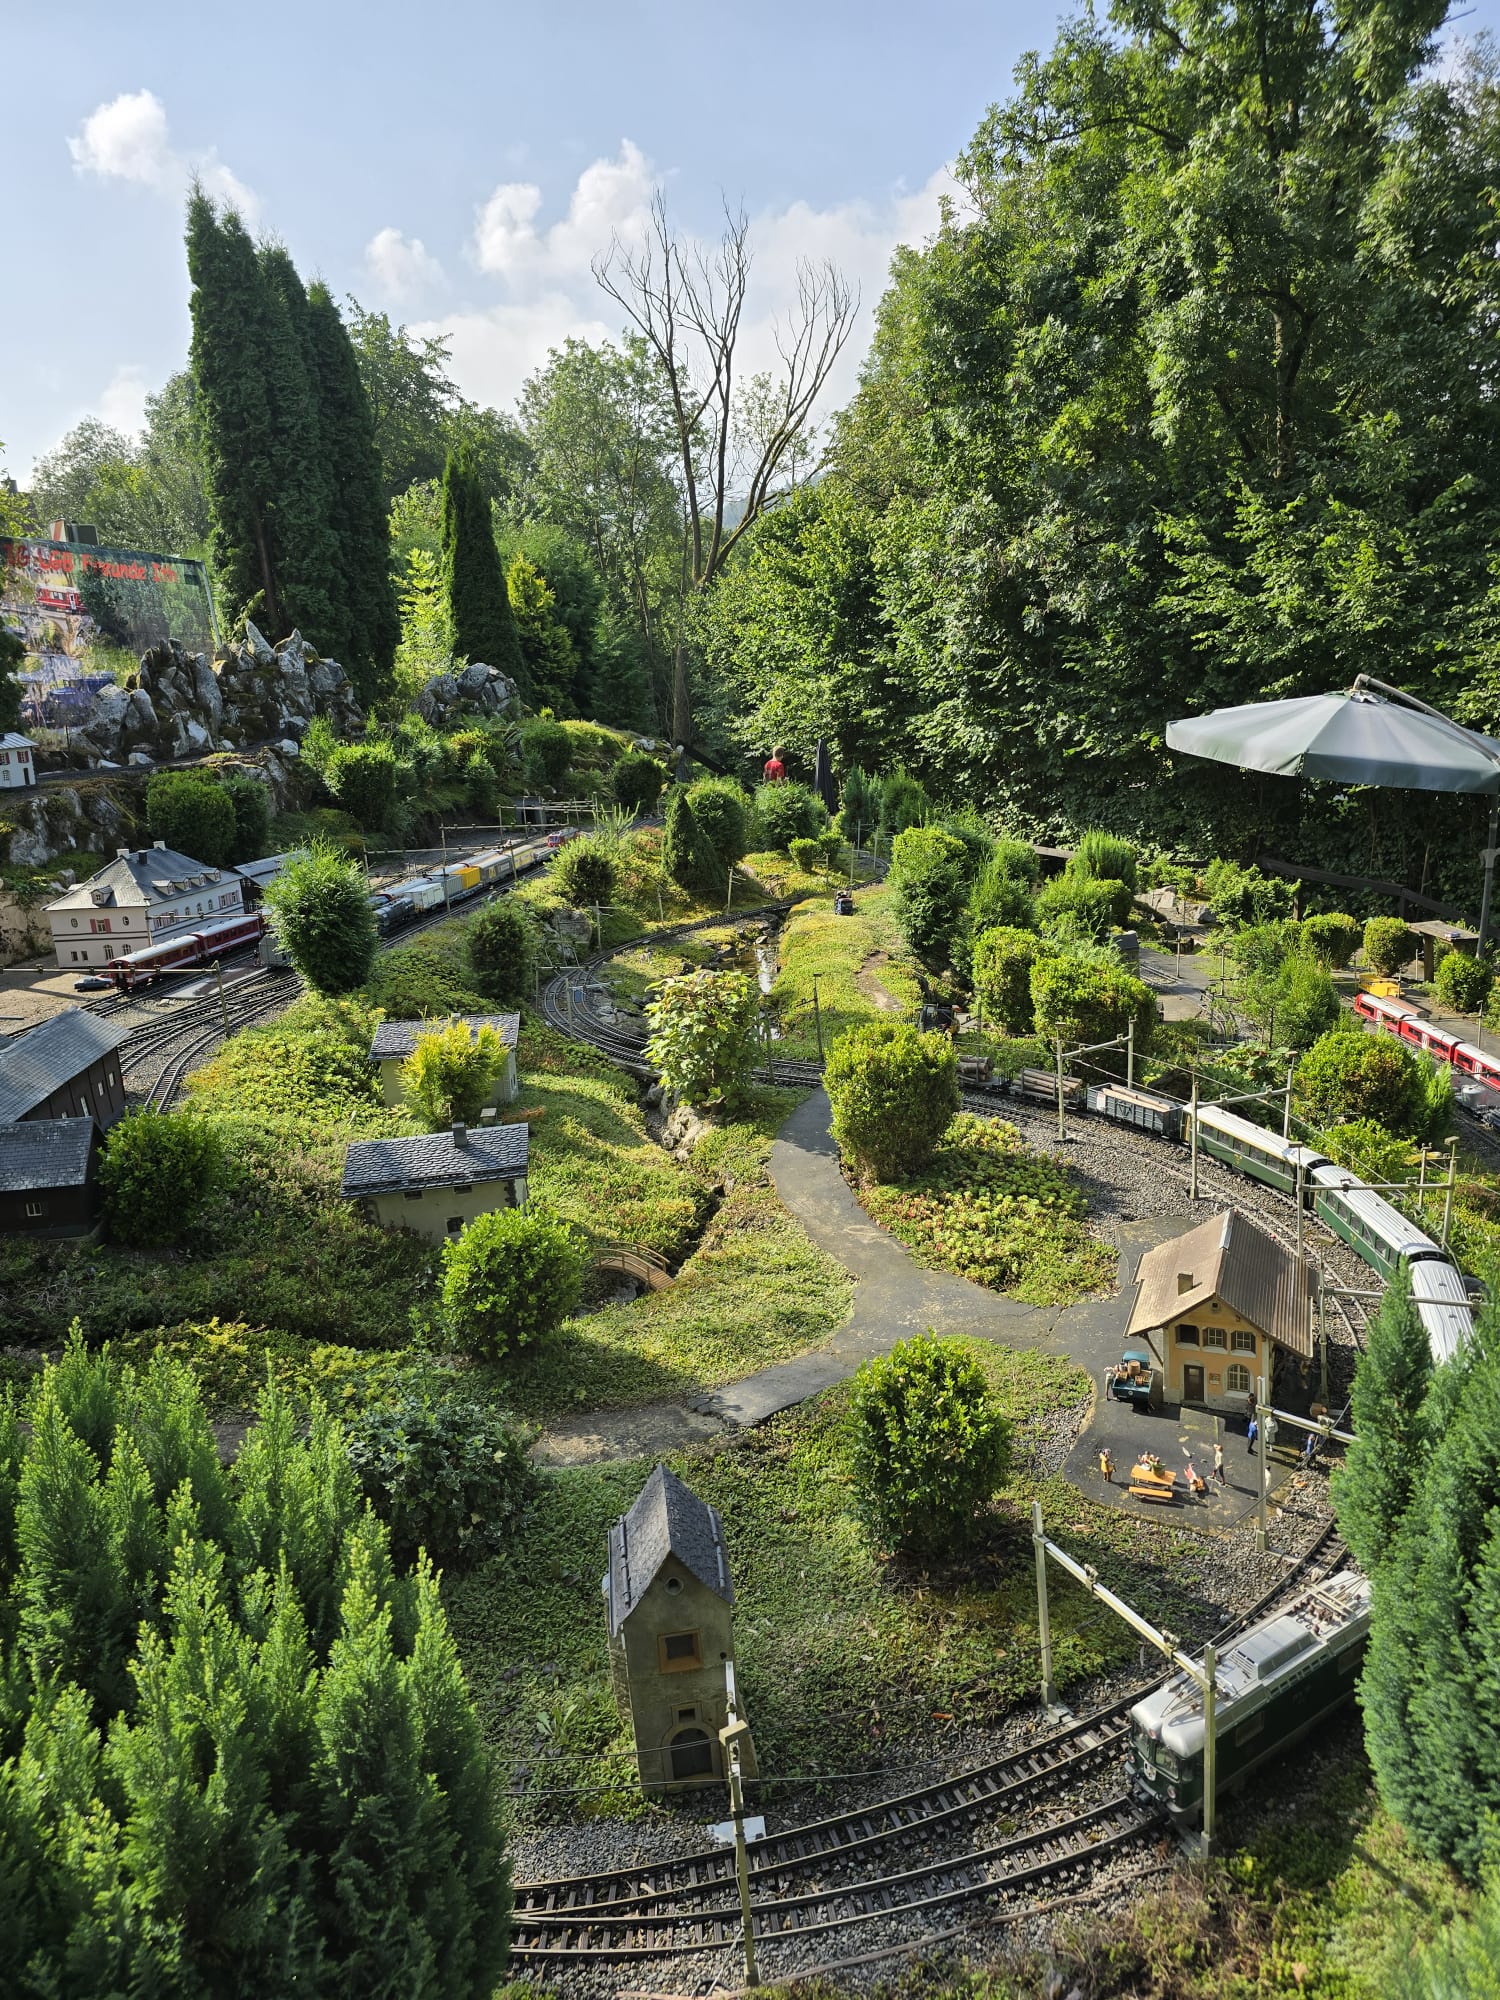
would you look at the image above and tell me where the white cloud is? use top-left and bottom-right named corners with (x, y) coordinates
top-left (365, 226), bottom-right (445, 301)
top-left (97, 364), bottom-right (150, 437)
top-left (68, 89), bottom-right (259, 222)
top-left (434, 142), bottom-right (955, 419)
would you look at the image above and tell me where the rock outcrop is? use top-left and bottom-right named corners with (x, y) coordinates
top-left (65, 624), bottom-right (366, 770)
top-left (414, 661), bottom-right (519, 726)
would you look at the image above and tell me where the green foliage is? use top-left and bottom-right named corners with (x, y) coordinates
top-left (264, 843), bottom-right (378, 995)
top-left (551, 834), bottom-right (617, 910)
top-left (875, 771), bottom-right (929, 836)
top-left (752, 781), bottom-right (829, 852)
top-left (1315, 1118), bottom-right (1419, 1189)
top-left (962, 856), bottom-right (1036, 970)
top-left (824, 1020), bottom-right (959, 1182)
top-left (861, 1115), bottom-right (1115, 1305)
top-left (506, 553), bottom-right (578, 711)
top-left (971, 926), bottom-right (1049, 1035)
top-left (1241, 955), bottom-right (1343, 1050)
top-left (324, 739), bottom-right (398, 832)
top-left (98, 1109), bottom-right (224, 1248)
top-left (346, 1396), bottom-right (533, 1567)
top-left (888, 824), bottom-right (973, 971)
top-left (1203, 861), bottom-right (1296, 928)
top-left (1299, 912), bottom-right (1362, 969)
top-left (1067, 830), bottom-right (1137, 893)
top-left (0, 1342), bottom-right (509, 1991)
top-left (1334, 1272), bottom-right (1433, 1578)
top-left (465, 898), bottom-right (538, 1004)
top-left (686, 776), bottom-right (751, 871)
top-left (661, 788), bottom-right (721, 896)
top-left (1435, 949), bottom-right (1493, 1014)
top-left (991, 839), bottom-right (1041, 886)
top-left (400, 1020), bottom-right (504, 1128)
top-left (1296, 1029), bottom-right (1451, 1139)
top-left (610, 751), bottom-right (665, 813)
top-left (847, 1332), bottom-right (1012, 1554)
top-left (1364, 917), bottom-right (1414, 978)
top-left (1229, 921), bottom-right (1300, 979)
top-left (1034, 874), bottom-right (1128, 940)
top-left (519, 717), bottom-right (571, 790)
top-left (144, 771), bottom-right (236, 867)
top-left (1030, 952), bottom-right (1155, 1058)
top-left (221, 770), bottom-right (272, 863)
top-left (440, 1207), bottom-right (585, 1360)
top-left (644, 968), bottom-right (761, 1108)
top-left (441, 443), bottom-right (523, 680)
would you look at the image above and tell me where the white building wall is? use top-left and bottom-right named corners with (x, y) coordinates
top-left (377, 1049), bottom-right (518, 1109)
top-left (369, 1174), bottom-right (526, 1243)
top-left (0, 746), bottom-right (35, 788)
top-left (49, 881), bottom-right (245, 968)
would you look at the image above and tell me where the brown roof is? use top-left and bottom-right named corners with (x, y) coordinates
top-left (1127, 1210), bottom-right (1312, 1358)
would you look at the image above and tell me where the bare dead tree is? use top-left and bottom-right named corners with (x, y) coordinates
top-left (594, 192), bottom-right (858, 745)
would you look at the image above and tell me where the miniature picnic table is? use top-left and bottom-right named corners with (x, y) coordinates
top-left (1128, 1461), bottom-right (1178, 1505)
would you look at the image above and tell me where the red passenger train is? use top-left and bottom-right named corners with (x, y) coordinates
top-left (108, 911), bottom-right (267, 991)
top-left (1353, 988), bottom-right (1500, 1090)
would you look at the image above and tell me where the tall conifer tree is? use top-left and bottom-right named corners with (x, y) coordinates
top-left (1332, 1270), bottom-right (1433, 1576)
top-left (254, 245), bottom-right (341, 648)
top-left (440, 446), bottom-right (523, 682)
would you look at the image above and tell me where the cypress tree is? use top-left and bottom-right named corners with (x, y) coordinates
top-left (441, 446), bottom-right (524, 682)
top-left (305, 283), bottom-right (399, 704)
top-left (254, 245), bottom-right (341, 650)
top-left (663, 786), bottom-right (719, 895)
top-left (1332, 1270), bottom-right (1433, 1575)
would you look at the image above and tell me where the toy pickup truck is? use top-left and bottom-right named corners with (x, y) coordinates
top-left (1110, 1345), bottom-right (1162, 1410)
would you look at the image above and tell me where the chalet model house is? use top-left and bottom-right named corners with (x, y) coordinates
top-left (46, 843), bottom-right (245, 969)
top-left (369, 1014), bottom-right (521, 1111)
top-left (340, 1120), bottom-right (529, 1242)
top-left (604, 1464), bottom-right (754, 1794)
top-left (0, 733), bottom-right (37, 788)
top-left (1126, 1209), bottom-right (1313, 1412)
top-left (0, 1007), bottom-right (130, 1131)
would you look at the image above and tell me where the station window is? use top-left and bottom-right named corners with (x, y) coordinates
top-left (1231, 1329), bottom-right (1256, 1354)
top-left (659, 1631), bottom-right (703, 1674)
top-left (1202, 1326), bottom-right (1226, 1349)
top-left (446, 1217), bottom-right (463, 1235)
top-left (1175, 1324), bottom-right (1200, 1346)
top-left (1226, 1363), bottom-right (1252, 1394)
top-left (24, 1200), bottom-right (47, 1219)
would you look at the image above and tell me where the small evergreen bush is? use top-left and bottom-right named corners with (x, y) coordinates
top-left (466, 897), bottom-right (538, 1003)
top-left (441, 1206), bottom-right (585, 1359)
top-left (324, 740), bottom-right (399, 831)
top-left (824, 1020), bottom-right (959, 1181)
top-left (1030, 952), bottom-right (1155, 1056)
top-left (99, 1108), bottom-right (225, 1247)
top-left (1067, 829), bottom-right (1138, 893)
top-left (848, 1332), bottom-right (1012, 1554)
top-left (971, 926), bottom-right (1050, 1035)
top-left (752, 780), bottom-right (828, 851)
top-left (1034, 875), bottom-right (1129, 939)
top-left (686, 776), bottom-right (751, 871)
top-left (1299, 911), bottom-right (1361, 969)
top-left (264, 843), bottom-right (378, 994)
top-left (401, 1019), bottom-right (504, 1128)
top-left (1363, 915), bottom-right (1413, 977)
top-left (662, 788), bottom-right (721, 894)
top-left (346, 1395), bottom-right (533, 1565)
top-left (1434, 948), bottom-right (1492, 1014)
top-left (788, 835), bottom-right (827, 875)
top-left (645, 968), bottom-right (761, 1107)
top-left (1295, 1027), bottom-right (1450, 1138)
top-left (873, 771), bottom-right (929, 835)
top-left (520, 716), bottom-right (572, 790)
top-left (1204, 859), bottom-right (1296, 927)
top-left (888, 824), bottom-right (973, 970)
top-left (611, 750), bottom-right (666, 812)
top-left (145, 771), bottom-right (236, 866)
top-left (551, 833), bottom-right (618, 909)
top-left (221, 770), bottom-right (272, 863)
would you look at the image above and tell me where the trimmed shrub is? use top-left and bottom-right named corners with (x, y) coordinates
top-left (662, 788), bottom-right (721, 895)
top-left (992, 838), bottom-right (1042, 885)
top-left (824, 1020), bottom-right (959, 1182)
top-left (1229, 921), bottom-right (1299, 978)
top-left (1299, 912), bottom-right (1362, 969)
top-left (221, 770), bottom-right (272, 863)
top-left (1030, 952), bottom-right (1155, 1056)
top-left (264, 843), bottom-right (378, 994)
top-left (324, 740), bottom-right (399, 832)
top-left (788, 836), bottom-right (827, 875)
top-left (99, 1108), bottom-right (224, 1247)
top-left (611, 750), bottom-right (666, 813)
top-left (1363, 915), bottom-right (1413, 977)
top-left (1067, 829), bottom-right (1137, 893)
top-left (1296, 1027), bottom-right (1450, 1138)
top-left (848, 1332), bottom-right (1012, 1554)
top-left (1434, 948), bottom-right (1492, 1014)
top-left (1271, 956), bottom-right (1343, 1049)
top-left (465, 897), bottom-right (537, 1003)
top-left (145, 771), bottom-right (236, 866)
top-left (889, 824), bottom-right (973, 971)
top-left (961, 859), bottom-right (1036, 973)
top-left (874, 771), bottom-right (930, 835)
top-left (686, 776), bottom-right (751, 870)
top-left (645, 968), bottom-right (761, 1107)
top-left (752, 780), bottom-right (829, 851)
top-left (346, 1395), bottom-right (533, 1566)
top-left (936, 813), bottom-right (995, 880)
top-left (1034, 875), bottom-right (1129, 940)
top-left (1203, 859), bottom-right (1296, 927)
top-left (971, 926), bottom-right (1050, 1035)
top-left (520, 716), bottom-right (572, 790)
top-left (551, 834), bottom-right (618, 909)
top-left (401, 1019), bottom-right (504, 1128)
top-left (441, 1205), bottom-right (586, 1359)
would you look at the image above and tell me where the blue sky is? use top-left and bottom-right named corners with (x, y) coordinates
top-left (5, 0), bottom-right (1497, 483)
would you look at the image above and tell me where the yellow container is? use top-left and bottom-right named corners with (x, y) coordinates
top-left (1361, 978), bottom-right (1400, 998)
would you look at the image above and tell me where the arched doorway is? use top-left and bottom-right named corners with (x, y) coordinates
top-left (669, 1727), bottom-right (714, 1781)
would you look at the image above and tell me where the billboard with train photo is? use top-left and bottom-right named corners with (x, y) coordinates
top-left (0, 536), bottom-right (217, 729)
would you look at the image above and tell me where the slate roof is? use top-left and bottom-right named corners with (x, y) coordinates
top-left (607, 1464), bottom-right (733, 1636)
top-left (47, 845), bottom-right (236, 915)
top-left (1128, 1209), bottom-right (1312, 1358)
top-left (0, 1117), bottom-right (96, 1191)
top-left (0, 1008), bottom-right (130, 1123)
top-left (370, 1013), bottom-right (521, 1062)
top-left (0, 733), bottom-right (36, 753)
top-left (340, 1121), bottom-right (529, 1197)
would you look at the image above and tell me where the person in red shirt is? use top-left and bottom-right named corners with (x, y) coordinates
top-left (763, 747), bottom-right (787, 783)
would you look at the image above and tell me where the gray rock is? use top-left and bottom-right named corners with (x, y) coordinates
top-left (457, 662), bottom-right (493, 697)
top-left (127, 750), bottom-right (155, 767)
top-left (244, 621), bottom-right (278, 668)
top-left (277, 738), bottom-right (300, 758)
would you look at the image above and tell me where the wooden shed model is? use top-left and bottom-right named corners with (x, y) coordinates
top-left (603, 1464), bottom-right (754, 1793)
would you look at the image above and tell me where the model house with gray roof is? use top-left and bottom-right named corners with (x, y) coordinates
top-left (0, 1007), bottom-right (129, 1129)
top-left (341, 1119), bottom-right (528, 1242)
top-left (604, 1464), bottom-right (752, 1793)
top-left (0, 1119), bottom-right (102, 1235)
top-left (46, 842), bottom-right (244, 969)
top-left (369, 1014), bottom-right (521, 1110)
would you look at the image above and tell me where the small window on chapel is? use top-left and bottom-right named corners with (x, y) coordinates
top-left (659, 1631), bottom-right (703, 1673)
top-left (1231, 1328), bottom-right (1256, 1354)
top-left (1176, 1323), bottom-right (1200, 1346)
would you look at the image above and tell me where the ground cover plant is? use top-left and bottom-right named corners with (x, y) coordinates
top-left (859, 1114), bottom-right (1117, 1305)
top-left (770, 884), bottom-right (923, 1059)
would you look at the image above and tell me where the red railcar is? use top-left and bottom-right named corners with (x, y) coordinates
top-left (108, 911), bottom-right (266, 991)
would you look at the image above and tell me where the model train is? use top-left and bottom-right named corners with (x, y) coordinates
top-left (1127, 1567), bottom-right (1371, 1828)
top-left (108, 910), bottom-right (267, 991)
top-left (1353, 987), bottom-right (1500, 1091)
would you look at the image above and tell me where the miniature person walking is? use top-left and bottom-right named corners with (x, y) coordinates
top-left (763, 746), bottom-right (787, 783)
top-left (1214, 1440), bottom-right (1226, 1487)
top-left (1099, 1446), bottom-right (1114, 1484)
top-left (1247, 1416), bottom-right (1259, 1456)
top-left (1302, 1430), bottom-right (1318, 1469)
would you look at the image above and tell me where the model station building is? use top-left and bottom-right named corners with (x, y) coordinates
top-left (46, 843), bottom-right (245, 970)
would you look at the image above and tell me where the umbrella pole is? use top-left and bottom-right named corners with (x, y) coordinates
top-left (1480, 799), bottom-right (1499, 958)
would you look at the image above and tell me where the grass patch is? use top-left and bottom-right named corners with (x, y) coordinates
top-left (858, 1114), bottom-right (1117, 1307)
top-left (770, 883), bottom-right (922, 1060)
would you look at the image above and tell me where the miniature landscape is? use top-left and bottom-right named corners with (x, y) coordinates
top-left (8, 8), bottom-right (1500, 1997)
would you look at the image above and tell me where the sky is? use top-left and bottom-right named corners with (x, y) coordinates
top-left (5, 0), bottom-right (1498, 485)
